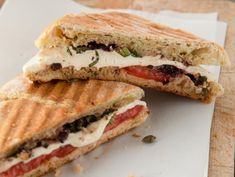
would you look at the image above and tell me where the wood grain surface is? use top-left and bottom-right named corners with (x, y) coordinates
top-left (0, 0), bottom-right (234, 177)
top-left (0, 0), bottom-right (4, 7)
top-left (75, 1), bottom-right (235, 177)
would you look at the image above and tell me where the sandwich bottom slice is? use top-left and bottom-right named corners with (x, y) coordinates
top-left (0, 76), bottom-right (149, 177)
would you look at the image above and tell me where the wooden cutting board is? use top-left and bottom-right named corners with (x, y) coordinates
top-left (0, 0), bottom-right (234, 176)
top-left (75, 1), bottom-right (235, 177)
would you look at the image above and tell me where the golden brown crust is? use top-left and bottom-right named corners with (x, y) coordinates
top-left (14, 107), bottom-right (149, 177)
top-left (36, 12), bottom-right (230, 65)
top-left (0, 76), bottom-right (144, 158)
top-left (25, 66), bottom-right (224, 103)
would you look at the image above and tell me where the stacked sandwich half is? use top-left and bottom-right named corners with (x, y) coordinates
top-left (0, 12), bottom-right (229, 177)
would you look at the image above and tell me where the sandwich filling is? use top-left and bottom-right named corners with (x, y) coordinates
top-left (23, 42), bottom-right (215, 97)
top-left (0, 100), bottom-right (146, 176)
top-left (24, 42), bottom-right (212, 78)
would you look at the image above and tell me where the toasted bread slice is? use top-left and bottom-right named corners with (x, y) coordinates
top-left (0, 76), bottom-right (144, 159)
top-left (24, 64), bottom-right (223, 103)
top-left (36, 12), bottom-right (229, 65)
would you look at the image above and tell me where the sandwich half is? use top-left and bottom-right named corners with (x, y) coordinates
top-left (0, 76), bottom-right (149, 177)
top-left (23, 12), bottom-right (228, 103)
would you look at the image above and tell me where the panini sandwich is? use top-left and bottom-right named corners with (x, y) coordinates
top-left (0, 76), bottom-right (149, 177)
top-left (23, 12), bottom-right (229, 102)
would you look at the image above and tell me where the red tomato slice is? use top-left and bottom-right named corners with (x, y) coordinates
top-left (0, 105), bottom-right (144, 177)
top-left (123, 65), bottom-right (183, 84)
top-left (0, 145), bottom-right (76, 177)
top-left (104, 105), bottom-right (144, 132)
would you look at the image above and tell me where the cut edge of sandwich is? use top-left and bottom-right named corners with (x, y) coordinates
top-left (35, 12), bottom-right (230, 66)
top-left (22, 109), bottom-right (148, 177)
top-left (0, 102), bottom-right (149, 177)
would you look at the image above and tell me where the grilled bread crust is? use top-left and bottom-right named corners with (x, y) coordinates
top-left (25, 66), bottom-right (223, 103)
top-left (36, 12), bottom-right (229, 66)
top-left (23, 107), bottom-right (148, 177)
top-left (0, 76), bottom-right (144, 158)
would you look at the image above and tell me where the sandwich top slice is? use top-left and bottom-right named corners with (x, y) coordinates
top-left (23, 12), bottom-right (226, 103)
top-left (0, 76), bottom-right (149, 177)
top-left (35, 12), bottom-right (229, 66)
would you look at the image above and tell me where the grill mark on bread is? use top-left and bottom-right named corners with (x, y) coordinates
top-left (0, 91), bottom-right (70, 109)
top-left (9, 100), bottom-right (38, 143)
top-left (25, 95), bottom-right (70, 108)
top-left (91, 81), bottom-right (115, 105)
top-left (44, 107), bottom-right (69, 132)
top-left (70, 81), bottom-right (87, 103)
top-left (97, 81), bottom-right (121, 104)
top-left (58, 13), bottom-right (198, 41)
top-left (45, 81), bottom-right (68, 101)
top-left (0, 102), bottom-right (10, 133)
top-left (74, 80), bottom-right (104, 111)
top-left (23, 96), bottom-right (70, 108)
top-left (42, 81), bottom-right (62, 99)
top-left (42, 106), bottom-right (60, 130)
top-left (86, 14), bottom-right (112, 28)
top-left (104, 82), bottom-right (121, 99)
top-left (0, 101), bottom-right (22, 149)
top-left (123, 13), bottom-right (198, 39)
top-left (93, 14), bottom-right (175, 39)
top-left (92, 81), bottom-right (108, 102)
top-left (34, 82), bottom-right (54, 98)
top-left (73, 80), bottom-right (93, 112)
top-left (24, 82), bottom-right (75, 108)
top-left (62, 13), bottom-right (198, 41)
top-left (25, 105), bottom-right (50, 135)
top-left (2, 79), bottom-right (140, 110)
top-left (0, 101), bottom-right (10, 123)
top-left (61, 81), bottom-right (81, 101)
top-left (56, 82), bottom-right (73, 102)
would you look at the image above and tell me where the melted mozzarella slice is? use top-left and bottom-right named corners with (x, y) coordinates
top-left (23, 48), bottom-right (214, 81)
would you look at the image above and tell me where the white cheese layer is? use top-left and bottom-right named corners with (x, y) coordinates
top-left (0, 100), bottom-right (146, 173)
top-left (23, 48), bottom-right (214, 81)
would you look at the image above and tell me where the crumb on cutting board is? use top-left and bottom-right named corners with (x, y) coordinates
top-left (94, 156), bottom-right (99, 160)
top-left (73, 164), bottom-right (83, 174)
top-left (54, 168), bottom-right (61, 177)
top-left (132, 133), bottom-right (141, 138)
